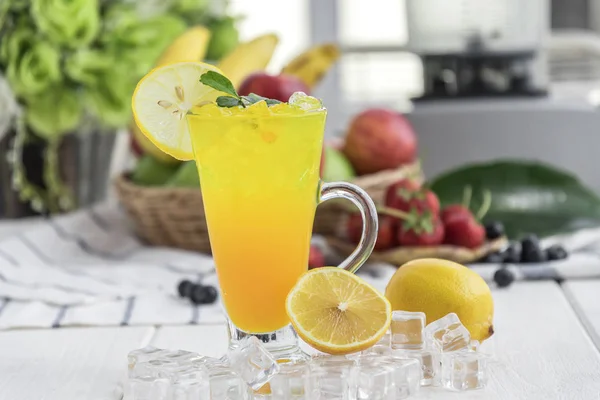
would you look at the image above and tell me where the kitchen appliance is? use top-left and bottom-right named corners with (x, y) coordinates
top-left (406, 0), bottom-right (550, 98)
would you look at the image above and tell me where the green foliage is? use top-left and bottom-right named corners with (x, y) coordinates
top-left (0, 0), bottom-right (221, 138)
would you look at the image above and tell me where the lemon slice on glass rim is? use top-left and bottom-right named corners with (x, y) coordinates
top-left (131, 61), bottom-right (224, 161)
top-left (286, 267), bottom-right (392, 355)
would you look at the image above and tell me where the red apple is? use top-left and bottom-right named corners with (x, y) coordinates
top-left (342, 109), bottom-right (417, 175)
top-left (239, 73), bottom-right (310, 103)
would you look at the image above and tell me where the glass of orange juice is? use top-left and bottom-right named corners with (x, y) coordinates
top-left (187, 96), bottom-right (378, 361)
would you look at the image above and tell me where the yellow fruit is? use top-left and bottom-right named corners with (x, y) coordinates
top-left (385, 258), bottom-right (494, 342)
top-left (217, 33), bottom-right (279, 89)
top-left (131, 26), bottom-right (212, 164)
top-left (131, 61), bottom-right (225, 161)
top-left (286, 267), bottom-right (392, 355)
top-left (155, 26), bottom-right (211, 67)
top-left (281, 43), bottom-right (340, 89)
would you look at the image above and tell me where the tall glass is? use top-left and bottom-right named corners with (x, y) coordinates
top-left (187, 105), bottom-right (377, 360)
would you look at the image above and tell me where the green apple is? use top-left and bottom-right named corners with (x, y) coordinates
top-left (131, 155), bottom-right (179, 186)
top-left (323, 147), bottom-right (356, 182)
top-left (165, 161), bottom-right (200, 188)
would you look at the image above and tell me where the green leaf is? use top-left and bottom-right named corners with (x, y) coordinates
top-left (216, 96), bottom-right (243, 108)
top-left (242, 93), bottom-right (282, 106)
top-left (428, 160), bottom-right (600, 238)
top-left (200, 70), bottom-right (239, 98)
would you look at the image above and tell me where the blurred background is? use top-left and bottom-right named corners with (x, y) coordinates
top-left (3, 0), bottom-right (600, 241)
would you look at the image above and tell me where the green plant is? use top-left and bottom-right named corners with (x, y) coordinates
top-left (0, 0), bottom-right (237, 214)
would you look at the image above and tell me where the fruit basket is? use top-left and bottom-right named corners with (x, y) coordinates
top-left (114, 174), bottom-right (212, 254)
top-left (313, 160), bottom-right (423, 236)
top-left (327, 236), bottom-right (507, 265)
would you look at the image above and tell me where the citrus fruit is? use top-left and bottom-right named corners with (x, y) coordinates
top-left (129, 26), bottom-right (212, 165)
top-left (286, 267), bottom-right (392, 355)
top-left (385, 258), bottom-right (494, 341)
top-left (132, 61), bottom-right (224, 161)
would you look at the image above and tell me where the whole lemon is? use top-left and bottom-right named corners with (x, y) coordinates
top-left (385, 258), bottom-right (494, 341)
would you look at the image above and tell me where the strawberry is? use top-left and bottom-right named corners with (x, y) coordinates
top-left (384, 179), bottom-right (420, 208)
top-left (440, 204), bottom-right (473, 223)
top-left (374, 215), bottom-right (398, 250)
top-left (347, 213), bottom-right (398, 250)
top-left (308, 245), bottom-right (325, 269)
top-left (443, 214), bottom-right (486, 249)
top-left (385, 180), bottom-right (440, 215)
top-left (397, 212), bottom-right (444, 247)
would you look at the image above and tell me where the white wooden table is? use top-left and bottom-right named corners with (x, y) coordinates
top-left (2, 280), bottom-right (600, 399)
top-left (2, 218), bottom-right (600, 399)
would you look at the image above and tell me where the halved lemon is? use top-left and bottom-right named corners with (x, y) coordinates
top-left (286, 267), bottom-right (392, 355)
top-left (131, 61), bottom-right (224, 161)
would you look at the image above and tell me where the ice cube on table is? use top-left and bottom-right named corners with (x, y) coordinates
top-left (226, 336), bottom-right (280, 391)
top-left (469, 340), bottom-right (480, 352)
top-left (391, 311), bottom-right (426, 350)
top-left (361, 356), bottom-right (421, 399)
top-left (393, 349), bottom-right (440, 387)
top-left (126, 347), bottom-right (215, 400)
top-left (309, 355), bottom-right (358, 399)
top-left (288, 92), bottom-right (323, 111)
top-left (354, 363), bottom-right (395, 400)
top-left (424, 313), bottom-right (471, 352)
top-left (209, 366), bottom-right (252, 400)
top-left (269, 362), bottom-right (312, 399)
top-left (441, 352), bottom-right (488, 391)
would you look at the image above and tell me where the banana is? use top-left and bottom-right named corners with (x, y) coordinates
top-left (281, 43), bottom-right (340, 89)
top-left (217, 33), bottom-right (279, 89)
top-left (155, 25), bottom-right (212, 67)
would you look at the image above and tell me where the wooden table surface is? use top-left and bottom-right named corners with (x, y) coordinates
top-left (1, 218), bottom-right (600, 399)
top-left (2, 280), bottom-right (600, 400)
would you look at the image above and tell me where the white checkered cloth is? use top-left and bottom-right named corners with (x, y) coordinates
top-left (1, 203), bottom-right (599, 330)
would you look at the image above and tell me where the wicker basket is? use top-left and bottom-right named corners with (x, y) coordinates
top-left (114, 161), bottom-right (422, 254)
top-left (114, 175), bottom-right (211, 253)
top-left (313, 161), bottom-right (423, 236)
top-left (327, 236), bottom-right (508, 265)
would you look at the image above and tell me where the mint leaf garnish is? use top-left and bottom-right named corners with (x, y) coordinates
top-left (200, 71), bottom-right (239, 98)
top-left (199, 71), bottom-right (283, 108)
top-left (217, 96), bottom-right (243, 107)
top-left (242, 93), bottom-right (282, 106)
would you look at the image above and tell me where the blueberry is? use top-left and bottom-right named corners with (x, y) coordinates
top-left (493, 268), bottom-right (515, 288)
top-left (480, 252), bottom-right (504, 263)
top-left (546, 244), bottom-right (568, 261)
top-left (190, 284), bottom-right (208, 304)
top-left (520, 234), bottom-right (541, 254)
top-left (484, 221), bottom-right (505, 240)
top-left (201, 285), bottom-right (218, 304)
top-left (177, 280), bottom-right (194, 298)
top-left (521, 247), bottom-right (547, 263)
top-left (502, 242), bottom-right (521, 263)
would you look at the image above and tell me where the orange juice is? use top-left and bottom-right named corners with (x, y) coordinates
top-left (187, 103), bottom-right (326, 333)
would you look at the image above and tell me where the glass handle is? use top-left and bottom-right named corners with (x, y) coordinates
top-left (320, 182), bottom-right (378, 274)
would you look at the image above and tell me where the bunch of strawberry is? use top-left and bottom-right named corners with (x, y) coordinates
top-left (346, 179), bottom-right (492, 250)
